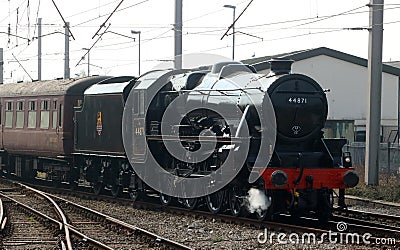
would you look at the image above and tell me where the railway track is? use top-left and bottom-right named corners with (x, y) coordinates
top-left (334, 207), bottom-right (400, 226)
top-left (344, 195), bottom-right (400, 209)
top-left (0, 181), bottom-right (192, 250)
top-left (52, 193), bottom-right (193, 250)
top-left (0, 188), bottom-right (68, 249)
top-left (1, 178), bottom-right (399, 248)
top-left (27, 183), bottom-right (400, 247)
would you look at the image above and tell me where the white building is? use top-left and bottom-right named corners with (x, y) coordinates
top-left (243, 47), bottom-right (400, 143)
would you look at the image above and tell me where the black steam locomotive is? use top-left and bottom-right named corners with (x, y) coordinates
top-left (0, 59), bottom-right (358, 220)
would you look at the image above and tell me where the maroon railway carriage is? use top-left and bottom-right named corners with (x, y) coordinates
top-left (0, 76), bottom-right (108, 182)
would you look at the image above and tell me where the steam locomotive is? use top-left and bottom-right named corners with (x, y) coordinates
top-left (0, 59), bottom-right (359, 221)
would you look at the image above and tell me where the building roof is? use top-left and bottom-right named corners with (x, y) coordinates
top-left (0, 76), bottom-right (110, 98)
top-left (242, 47), bottom-right (400, 76)
top-left (385, 61), bottom-right (400, 69)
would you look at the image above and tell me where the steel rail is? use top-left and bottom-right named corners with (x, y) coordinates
top-left (18, 183), bottom-right (73, 250)
top-left (345, 195), bottom-right (400, 208)
top-left (18, 184), bottom-right (124, 250)
top-left (13, 181), bottom-right (400, 247)
top-left (333, 214), bottom-right (400, 232)
top-left (2, 183), bottom-right (115, 250)
top-left (0, 197), bottom-right (5, 231)
top-left (0, 193), bottom-right (64, 232)
top-left (335, 207), bottom-right (400, 223)
top-left (47, 193), bottom-right (194, 250)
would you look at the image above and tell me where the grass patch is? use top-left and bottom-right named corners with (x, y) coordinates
top-left (27, 217), bottom-right (36, 222)
top-left (346, 165), bottom-right (400, 202)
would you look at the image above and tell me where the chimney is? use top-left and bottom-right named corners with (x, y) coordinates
top-left (268, 58), bottom-right (294, 75)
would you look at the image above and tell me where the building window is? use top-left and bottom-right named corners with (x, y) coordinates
top-left (28, 101), bottom-right (37, 128)
top-left (16, 101), bottom-right (24, 128)
top-left (5, 101), bottom-right (13, 128)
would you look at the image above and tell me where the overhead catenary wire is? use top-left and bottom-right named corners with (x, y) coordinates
top-left (77, 0), bottom-right (150, 29)
top-left (51, 0), bottom-right (75, 40)
top-left (32, 0), bottom-right (40, 38)
top-left (91, 0), bottom-right (124, 39)
top-left (12, 52), bottom-right (33, 81)
top-left (27, 0), bottom-right (30, 41)
top-left (0, 0), bottom-right (28, 25)
top-left (201, 28), bottom-right (348, 54)
top-left (66, 0), bottom-right (120, 20)
top-left (221, 0), bottom-right (254, 40)
top-left (76, 23), bottom-right (111, 67)
top-left (2, 1), bottom-right (400, 82)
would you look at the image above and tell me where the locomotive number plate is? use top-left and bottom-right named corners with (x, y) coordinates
top-left (288, 97), bottom-right (307, 104)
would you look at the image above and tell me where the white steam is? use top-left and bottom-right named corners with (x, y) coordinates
top-left (245, 188), bottom-right (271, 215)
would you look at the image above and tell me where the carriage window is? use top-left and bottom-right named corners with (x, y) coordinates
top-left (59, 104), bottom-right (63, 127)
top-left (28, 101), bottom-right (37, 128)
top-left (52, 100), bottom-right (58, 128)
top-left (17, 101), bottom-right (24, 110)
top-left (40, 112), bottom-right (50, 129)
top-left (52, 110), bottom-right (57, 128)
top-left (29, 101), bottom-right (36, 110)
top-left (5, 101), bottom-right (13, 128)
top-left (6, 102), bottom-right (12, 111)
top-left (41, 100), bottom-right (49, 110)
top-left (77, 99), bottom-right (83, 107)
top-left (40, 100), bottom-right (50, 129)
top-left (16, 101), bottom-right (24, 128)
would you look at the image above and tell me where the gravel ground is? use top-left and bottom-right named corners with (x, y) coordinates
top-left (54, 194), bottom-right (388, 250)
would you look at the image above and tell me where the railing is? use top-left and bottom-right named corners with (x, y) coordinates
top-left (345, 142), bottom-right (400, 175)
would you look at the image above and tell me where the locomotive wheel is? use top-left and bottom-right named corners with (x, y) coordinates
top-left (110, 184), bottom-right (122, 198)
top-left (317, 190), bottom-right (334, 222)
top-left (160, 193), bottom-right (172, 206)
top-left (129, 188), bottom-right (141, 201)
top-left (255, 209), bottom-right (269, 221)
top-left (206, 190), bottom-right (224, 214)
top-left (69, 180), bottom-right (78, 191)
top-left (181, 198), bottom-right (197, 210)
top-left (92, 182), bottom-right (104, 195)
top-left (229, 188), bottom-right (243, 217)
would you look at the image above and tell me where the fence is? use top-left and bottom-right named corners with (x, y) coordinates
top-left (345, 142), bottom-right (400, 176)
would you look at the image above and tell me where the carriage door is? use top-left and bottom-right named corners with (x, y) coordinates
top-left (52, 99), bottom-right (62, 151)
top-left (132, 90), bottom-right (146, 163)
top-left (0, 102), bottom-right (3, 149)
